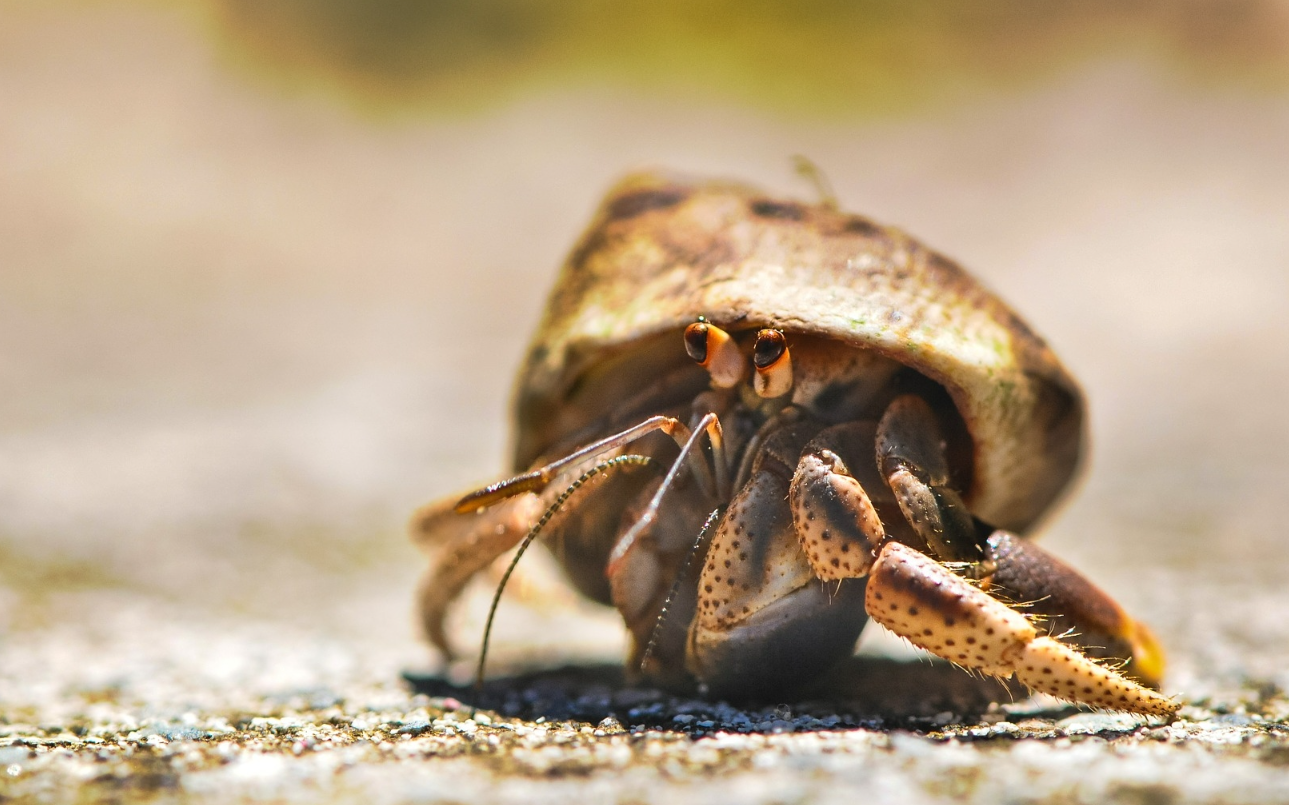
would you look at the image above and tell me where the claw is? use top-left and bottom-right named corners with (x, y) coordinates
top-left (789, 448), bottom-right (883, 580)
top-left (867, 541), bottom-right (1178, 716)
top-left (876, 395), bottom-right (983, 562)
top-left (1124, 620), bottom-right (1168, 690)
top-left (982, 531), bottom-right (1168, 688)
top-left (1015, 637), bottom-right (1175, 716)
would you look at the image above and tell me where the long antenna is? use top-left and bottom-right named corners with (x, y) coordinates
top-left (639, 505), bottom-right (725, 672)
top-left (473, 454), bottom-right (657, 695)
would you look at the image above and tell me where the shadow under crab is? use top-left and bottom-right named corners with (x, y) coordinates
top-left (403, 655), bottom-right (1047, 733)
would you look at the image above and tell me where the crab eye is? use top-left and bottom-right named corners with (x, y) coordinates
top-left (752, 329), bottom-right (786, 369)
top-left (752, 329), bottom-right (793, 398)
top-left (683, 321), bottom-right (710, 363)
top-left (683, 319), bottom-right (744, 388)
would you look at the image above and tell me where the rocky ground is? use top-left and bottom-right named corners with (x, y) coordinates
top-left (3, 4), bottom-right (1289, 804)
top-left (3, 596), bottom-right (1289, 805)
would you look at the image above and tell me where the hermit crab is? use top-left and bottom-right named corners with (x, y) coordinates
top-left (411, 172), bottom-right (1176, 716)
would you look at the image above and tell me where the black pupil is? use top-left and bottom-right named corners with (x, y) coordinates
top-left (753, 330), bottom-right (785, 369)
top-left (684, 324), bottom-right (709, 363)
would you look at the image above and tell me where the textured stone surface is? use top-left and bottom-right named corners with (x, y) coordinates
top-left (3, 610), bottom-right (1289, 805)
top-left (3, 5), bottom-right (1289, 804)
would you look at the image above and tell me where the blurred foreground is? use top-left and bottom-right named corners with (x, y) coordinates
top-left (2, 3), bottom-right (1289, 803)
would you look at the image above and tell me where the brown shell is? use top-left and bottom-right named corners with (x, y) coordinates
top-left (512, 172), bottom-right (1085, 533)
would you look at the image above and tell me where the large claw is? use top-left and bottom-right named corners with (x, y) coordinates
top-left (789, 448), bottom-right (884, 580)
top-left (866, 541), bottom-right (1178, 717)
top-left (982, 531), bottom-right (1167, 688)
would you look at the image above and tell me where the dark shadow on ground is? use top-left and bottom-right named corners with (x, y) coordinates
top-left (405, 655), bottom-right (1043, 734)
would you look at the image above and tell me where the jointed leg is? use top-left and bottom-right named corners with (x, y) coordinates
top-left (686, 421), bottom-right (869, 698)
top-left (413, 411), bottom-right (722, 660)
top-left (873, 394), bottom-right (1168, 692)
top-left (981, 531), bottom-right (1167, 687)
top-left (454, 414), bottom-right (717, 513)
top-left (788, 399), bottom-right (1177, 715)
top-left (789, 423), bottom-right (887, 581)
top-left (876, 394), bottom-right (983, 562)
top-left (411, 492), bottom-right (543, 659)
top-left (866, 542), bottom-right (1176, 715)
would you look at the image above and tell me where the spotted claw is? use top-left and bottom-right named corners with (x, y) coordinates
top-left (866, 542), bottom-right (1178, 717)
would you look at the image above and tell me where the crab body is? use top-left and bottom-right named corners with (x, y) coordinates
top-left (412, 173), bottom-right (1175, 715)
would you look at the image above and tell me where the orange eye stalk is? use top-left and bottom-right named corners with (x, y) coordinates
top-left (684, 318), bottom-right (745, 388)
top-left (752, 329), bottom-right (793, 398)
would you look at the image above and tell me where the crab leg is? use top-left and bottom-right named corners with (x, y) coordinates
top-left (413, 407), bottom-right (726, 660)
top-left (789, 410), bottom-right (1177, 716)
top-left (454, 415), bottom-right (699, 513)
top-left (685, 420), bottom-right (870, 698)
top-left (979, 531), bottom-right (1167, 688)
top-left (607, 412), bottom-right (723, 574)
top-left (790, 445), bottom-right (884, 580)
top-left (866, 542), bottom-right (1177, 716)
top-left (876, 394), bottom-right (983, 562)
top-left (411, 492), bottom-right (544, 659)
top-left (872, 393), bottom-right (1168, 688)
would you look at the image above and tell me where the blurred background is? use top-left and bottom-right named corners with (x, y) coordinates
top-left (2, 0), bottom-right (1288, 704)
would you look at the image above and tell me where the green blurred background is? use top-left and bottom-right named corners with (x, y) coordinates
top-left (211, 0), bottom-right (1287, 115)
top-left (1, 0), bottom-right (1288, 689)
